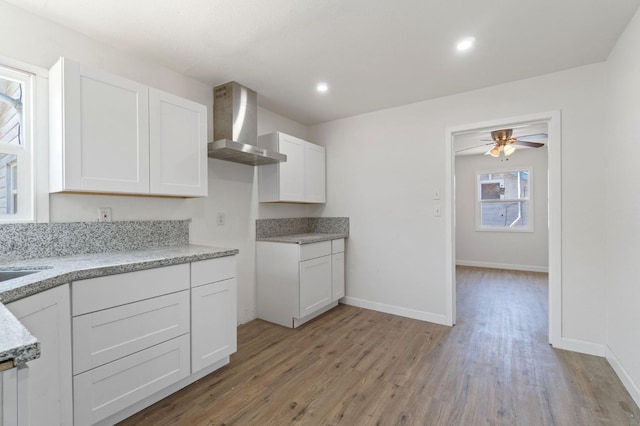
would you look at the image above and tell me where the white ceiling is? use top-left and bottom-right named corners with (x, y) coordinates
top-left (7, 0), bottom-right (639, 125)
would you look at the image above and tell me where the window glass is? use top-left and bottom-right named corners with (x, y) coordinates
top-left (0, 154), bottom-right (18, 214)
top-left (0, 64), bottom-right (33, 222)
top-left (477, 170), bottom-right (532, 231)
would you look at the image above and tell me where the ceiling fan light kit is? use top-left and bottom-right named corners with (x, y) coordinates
top-left (489, 145), bottom-right (502, 157)
top-left (503, 144), bottom-right (516, 156)
top-left (483, 128), bottom-right (545, 157)
top-left (456, 127), bottom-right (547, 157)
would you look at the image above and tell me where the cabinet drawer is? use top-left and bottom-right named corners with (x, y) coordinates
top-left (73, 334), bottom-right (190, 426)
top-left (72, 290), bottom-right (190, 375)
top-left (331, 238), bottom-right (345, 254)
top-left (191, 256), bottom-right (236, 288)
top-left (72, 264), bottom-right (189, 316)
top-left (300, 241), bottom-right (331, 261)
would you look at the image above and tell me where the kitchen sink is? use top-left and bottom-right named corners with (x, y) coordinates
top-left (0, 269), bottom-right (42, 282)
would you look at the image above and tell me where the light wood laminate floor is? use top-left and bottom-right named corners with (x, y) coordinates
top-left (119, 267), bottom-right (640, 425)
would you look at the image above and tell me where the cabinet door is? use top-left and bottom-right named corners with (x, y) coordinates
top-left (305, 143), bottom-right (326, 203)
top-left (6, 285), bottom-right (73, 426)
top-left (332, 252), bottom-right (345, 301)
top-left (53, 58), bottom-right (150, 193)
top-left (278, 133), bottom-right (306, 202)
top-left (1, 365), bottom-right (28, 426)
top-left (191, 278), bottom-right (237, 373)
top-left (149, 88), bottom-right (208, 197)
top-left (299, 255), bottom-right (332, 318)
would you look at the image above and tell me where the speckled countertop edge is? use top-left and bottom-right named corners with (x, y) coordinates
top-left (0, 244), bottom-right (238, 366)
top-left (257, 233), bottom-right (349, 244)
top-left (0, 303), bottom-right (39, 365)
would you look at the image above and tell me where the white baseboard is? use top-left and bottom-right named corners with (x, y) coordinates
top-left (238, 309), bottom-right (257, 325)
top-left (341, 296), bottom-right (450, 326)
top-left (606, 346), bottom-right (640, 409)
top-left (456, 260), bottom-right (549, 273)
top-left (557, 337), bottom-right (606, 357)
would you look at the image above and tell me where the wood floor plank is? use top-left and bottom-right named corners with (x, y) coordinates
top-left (118, 267), bottom-right (640, 425)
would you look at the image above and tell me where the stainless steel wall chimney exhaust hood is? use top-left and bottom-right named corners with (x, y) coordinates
top-left (208, 81), bottom-right (287, 166)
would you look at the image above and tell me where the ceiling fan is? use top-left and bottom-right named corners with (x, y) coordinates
top-left (482, 129), bottom-right (546, 157)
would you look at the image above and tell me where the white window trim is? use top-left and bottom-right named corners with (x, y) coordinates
top-left (475, 166), bottom-right (534, 233)
top-left (0, 55), bottom-right (49, 223)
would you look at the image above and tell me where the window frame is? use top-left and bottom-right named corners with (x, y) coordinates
top-left (0, 56), bottom-right (48, 223)
top-left (475, 166), bottom-right (534, 233)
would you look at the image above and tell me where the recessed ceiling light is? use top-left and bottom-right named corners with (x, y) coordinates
top-left (456, 37), bottom-right (475, 52)
top-left (316, 82), bottom-right (329, 93)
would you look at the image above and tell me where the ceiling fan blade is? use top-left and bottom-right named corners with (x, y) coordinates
top-left (514, 140), bottom-right (545, 148)
top-left (517, 133), bottom-right (547, 139)
top-left (455, 142), bottom-right (494, 153)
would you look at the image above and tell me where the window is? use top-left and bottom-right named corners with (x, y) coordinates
top-left (476, 168), bottom-right (533, 232)
top-left (0, 63), bottom-right (34, 221)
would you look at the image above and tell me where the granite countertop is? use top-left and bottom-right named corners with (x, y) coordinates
top-left (0, 303), bottom-right (39, 366)
top-left (0, 244), bottom-right (238, 366)
top-left (257, 232), bottom-right (348, 244)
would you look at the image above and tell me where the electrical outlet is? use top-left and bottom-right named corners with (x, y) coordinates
top-left (433, 204), bottom-right (441, 217)
top-left (98, 207), bottom-right (112, 222)
top-left (433, 189), bottom-right (441, 200)
top-left (216, 212), bottom-right (226, 226)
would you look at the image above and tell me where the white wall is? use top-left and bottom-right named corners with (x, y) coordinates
top-left (310, 63), bottom-right (607, 345)
top-left (605, 7), bottom-right (640, 404)
top-left (0, 0), bottom-right (310, 324)
top-left (455, 148), bottom-right (549, 272)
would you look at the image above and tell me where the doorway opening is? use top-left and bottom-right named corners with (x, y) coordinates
top-left (444, 111), bottom-right (561, 346)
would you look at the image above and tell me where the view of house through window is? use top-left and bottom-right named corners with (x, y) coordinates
top-left (0, 64), bottom-right (32, 220)
top-left (477, 169), bottom-right (532, 231)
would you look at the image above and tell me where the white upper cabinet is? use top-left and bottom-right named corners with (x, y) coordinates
top-left (149, 88), bottom-right (207, 197)
top-left (49, 57), bottom-right (207, 197)
top-left (49, 58), bottom-right (150, 194)
top-left (258, 132), bottom-right (326, 203)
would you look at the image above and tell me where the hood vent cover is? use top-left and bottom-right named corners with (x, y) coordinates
top-left (208, 81), bottom-right (286, 166)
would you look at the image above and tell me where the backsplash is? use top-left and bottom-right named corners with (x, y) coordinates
top-left (0, 220), bottom-right (190, 262)
top-left (256, 217), bottom-right (349, 238)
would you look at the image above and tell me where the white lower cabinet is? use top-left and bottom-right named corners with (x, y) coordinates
top-left (68, 255), bottom-right (237, 425)
top-left (257, 238), bottom-right (345, 328)
top-left (191, 278), bottom-right (237, 373)
top-left (6, 285), bottom-right (73, 426)
top-left (191, 255), bottom-right (237, 374)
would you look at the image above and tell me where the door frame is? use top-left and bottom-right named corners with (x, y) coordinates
top-left (444, 110), bottom-right (562, 347)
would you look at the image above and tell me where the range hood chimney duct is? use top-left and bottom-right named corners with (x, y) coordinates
top-left (208, 81), bottom-right (286, 166)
